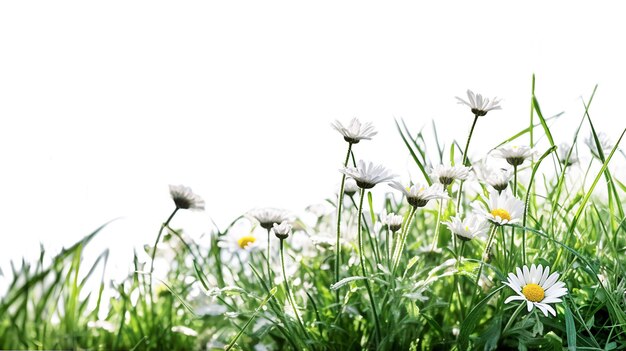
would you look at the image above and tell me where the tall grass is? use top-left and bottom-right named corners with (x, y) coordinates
top-left (1, 78), bottom-right (625, 350)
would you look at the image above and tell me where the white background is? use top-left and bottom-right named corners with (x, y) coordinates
top-left (1, 1), bottom-right (624, 277)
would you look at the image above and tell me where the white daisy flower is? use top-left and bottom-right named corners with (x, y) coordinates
top-left (272, 221), bottom-right (292, 240)
top-left (87, 320), bottom-right (116, 333)
top-left (389, 182), bottom-right (450, 208)
top-left (558, 142), bottom-right (578, 166)
top-left (585, 132), bottom-right (613, 159)
top-left (381, 212), bottom-right (404, 233)
top-left (168, 184), bottom-right (205, 210)
top-left (331, 117), bottom-right (378, 144)
top-left (475, 163), bottom-right (513, 192)
top-left (218, 230), bottom-right (261, 253)
top-left (504, 264), bottom-right (568, 317)
top-left (339, 160), bottom-right (396, 189)
top-left (171, 325), bottom-right (198, 337)
top-left (492, 145), bottom-right (536, 166)
top-left (456, 89), bottom-right (502, 116)
top-left (248, 208), bottom-right (291, 230)
top-left (430, 164), bottom-right (472, 186)
top-left (343, 178), bottom-right (359, 197)
top-left (443, 215), bottom-right (490, 241)
top-left (472, 189), bottom-right (524, 226)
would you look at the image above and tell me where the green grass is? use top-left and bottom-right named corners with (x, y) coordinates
top-left (2, 78), bottom-right (625, 350)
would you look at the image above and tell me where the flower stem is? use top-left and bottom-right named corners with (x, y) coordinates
top-left (267, 228), bottom-right (273, 286)
top-left (502, 302), bottom-right (525, 336)
top-left (357, 188), bottom-right (382, 343)
top-left (431, 199), bottom-right (444, 251)
top-left (455, 114), bottom-right (480, 214)
top-left (335, 143), bottom-right (353, 307)
top-left (514, 165), bottom-right (526, 265)
top-left (149, 207), bottom-right (179, 323)
top-left (391, 206), bottom-right (416, 275)
top-left (469, 225), bottom-right (497, 308)
top-left (280, 239), bottom-right (309, 339)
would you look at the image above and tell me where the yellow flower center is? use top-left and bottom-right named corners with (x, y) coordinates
top-left (490, 208), bottom-right (511, 221)
top-left (522, 283), bottom-right (545, 302)
top-left (237, 235), bottom-right (256, 249)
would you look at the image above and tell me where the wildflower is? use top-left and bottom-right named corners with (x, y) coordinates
top-left (472, 189), bottom-right (524, 226)
top-left (273, 221), bottom-right (292, 240)
top-left (430, 164), bottom-right (471, 186)
top-left (476, 163), bottom-right (513, 192)
top-left (492, 145), bottom-right (536, 166)
top-left (168, 184), bottom-right (205, 210)
top-left (343, 178), bottom-right (359, 197)
top-left (248, 208), bottom-right (291, 230)
top-left (585, 132), bottom-right (613, 159)
top-left (339, 160), bottom-right (396, 189)
top-left (504, 264), bottom-right (568, 317)
top-left (331, 117), bottom-right (377, 144)
top-left (171, 325), bottom-right (198, 337)
top-left (87, 320), bottom-right (116, 333)
top-left (456, 89), bottom-right (502, 117)
top-left (443, 215), bottom-right (490, 241)
top-left (389, 182), bottom-right (449, 208)
top-left (382, 212), bottom-right (404, 232)
top-left (558, 142), bottom-right (578, 166)
top-left (219, 231), bottom-right (261, 253)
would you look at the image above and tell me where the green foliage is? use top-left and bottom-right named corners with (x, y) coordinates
top-left (2, 78), bottom-right (626, 350)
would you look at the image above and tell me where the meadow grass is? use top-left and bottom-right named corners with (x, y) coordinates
top-left (2, 78), bottom-right (626, 350)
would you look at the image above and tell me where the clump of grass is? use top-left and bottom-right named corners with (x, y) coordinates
top-left (2, 76), bottom-right (626, 350)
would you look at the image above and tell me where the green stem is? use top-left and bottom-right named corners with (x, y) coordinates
top-left (510, 166), bottom-right (526, 264)
top-left (431, 199), bottom-right (444, 251)
top-left (357, 188), bottom-right (382, 343)
top-left (280, 239), bottom-right (309, 339)
top-left (455, 114), bottom-right (480, 215)
top-left (335, 143), bottom-right (353, 306)
top-left (385, 228), bottom-right (391, 268)
top-left (469, 225), bottom-right (497, 308)
top-left (267, 228), bottom-right (273, 286)
top-left (392, 206), bottom-right (416, 275)
top-left (502, 303), bottom-right (525, 336)
top-left (149, 207), bottom-right (179, 320)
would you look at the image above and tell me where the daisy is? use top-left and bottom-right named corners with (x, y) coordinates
top-left (558, 142), bottom-right (578, 166)
top-left (443, 215), bottom-right (490, 241)
top-left (492, 145), bottom-right (536, 166)
top-left (219, 231), bottom-right (261, 253)
top-left (430, 164), bottom-right (471, 186)
top-left (87, 320), bottom-right (116, 333)
top-left (382, 212), bottom-right (404, 233)
top-left (273, 221), bottom-right (292, 240)
top-left (168, 184), bottom-right (205, 210)
top-left (504, 264), bottom-right (568, 317)
top-left (343, 178), bottom-right (359, 197)
top-left (248, 208), bottom-right (291, 230)
top-left (585, 132), bottom-right (613, 159)
top-left (476, 163), bottom-right (513, 192)
top-left (331, 117), bottom-right (378, 144)
top-left (456, 89), bottom-right (502, 117)
top-left (171, 325), bottom-right (198, 337)
top-left (389, 182), bottom-right (449, 208)
top-left (339, 160), bottom-right (396, 189)
top-left (472, 189), bottom-right (524, 226)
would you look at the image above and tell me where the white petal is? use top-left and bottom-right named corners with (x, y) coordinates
top-left (526, 300), bottom-right (534, 312)
top-left (539, 266), bottom-right (550, 286)
top-left (523, 266), bottom-right (531, 284)
top-left (542, 272), bottom-right (560, 290)
top-left (505, 295), bottom-right (526, 304)
top-left (516, 267), bottom-right (526, 284)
